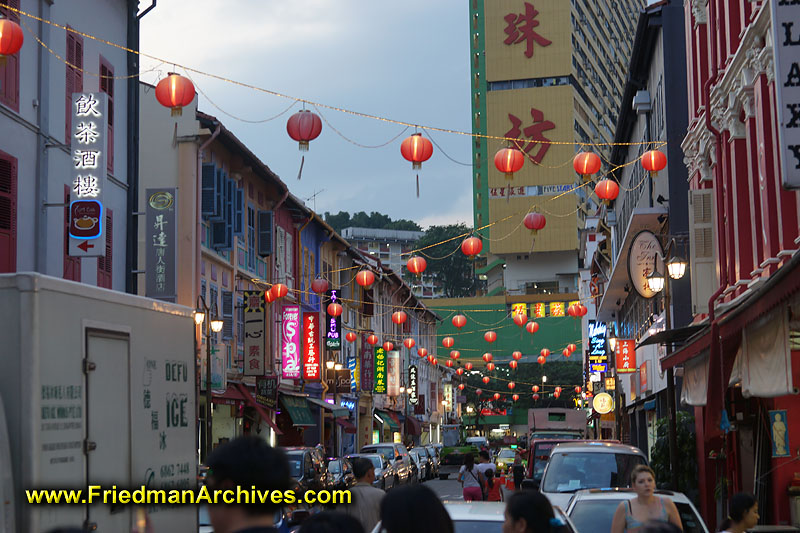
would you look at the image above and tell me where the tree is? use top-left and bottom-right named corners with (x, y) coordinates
top-left (405, 224), bottom-right (477, 298)
top-left (323, 211), bottom-right (421, 234)
top-left (650, 411), bottom-right (699, 504)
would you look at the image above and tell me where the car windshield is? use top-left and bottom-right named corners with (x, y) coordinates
top-left (542, 452), bottom-right (645, 493)
top-left (327, 460), bottom-right (340, 473)
top-left (363, 447), bottom-right (395, 461)
top-left (286, 453), bottom-right (303, 478)
top-left (411, 448), bottom-right (428, 457)
top-left (498, 450), bottom-right (516, 460)
top-left (531, 432), bottom-right (582, 440)
top-left (569, 499), bottom-right (705, 533)
top-left (532, 443), bottom-right (558, 480)
top-left (453, 520), bottom-right (503, 533)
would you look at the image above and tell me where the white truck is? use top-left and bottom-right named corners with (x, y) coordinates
top-left (0, 273), bottom-right (197, 532)
top-left (527, 408), bottom-right (587, 440)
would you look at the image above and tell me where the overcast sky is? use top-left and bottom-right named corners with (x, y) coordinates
top-left (140, 1), bottom-right (473, 229)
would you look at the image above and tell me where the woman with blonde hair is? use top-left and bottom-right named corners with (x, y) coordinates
top-left (610, 465), bottom-right (683, 533)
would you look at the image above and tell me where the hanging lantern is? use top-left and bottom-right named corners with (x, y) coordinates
top-left (272, 284), bottom-right (289, 299)
top-left (286, 110), bottom-right (322, 151)
top-left (392, 311), bottom-right (408, 325)
top-left (407, 256), bottom-right (427, 276)
top-left (345, 332), bottom-right (357, 343)
top-left (484, 331), bottom-right (497, 343)
top-left (427, 355), bottom-right (435, 364)
top-left (432, 357), bottom-right (438, 366)
top-left (493, 393), bottom-right (501, 401)
top-left (458, 383), bottom-right (465, 390)
top-left (526, 321), bottom-right (540, 334)
top-left (400, 133), bottom-right (434, 169)
top-left (579, 304), bottom-right (588, 316)
top-left (532, 393), bottom-right (540, 401)
top-left (366, 334), bottom-right (379, 346)
top-left (512, 394), bottom-right (520, 402)
top-left (507, 382), bottom-right (516, 390)
top-left (486, 362), bottom-right (495, 372)
top-left (555, 386), bottom-right (562, 394)
top-left (531, 385), bottom-right (539, 393)
top-left (355, 269), bottom-right (375, 288)
top-left (573, 151), bottom-right (602, 180)
top-left (155, 73), bottom-right (195, 116)
top-left (452, 314), bottom-right (467, 329)
top-left (540, 348), bottom-right (550, 358)
top-left (494, 147), bottom-right (525, 180)
top-left (450, 350), bottom-right (460, 360)
top-left (445, 360), bottom-right (454, 368)
top-left (0, 18), bottom-right (24, 63)
top-left (475, 389), bottom-right (482, 396)
top-left (327, 302), bottom-right (343, 317)
top-left (509, 360), bottom-right (518, 370)
top-left (442, 337), bottom-right (455, 349)
top-left (567, 343), bottom-right (577, 353)
top-left (310, 277), bottom-right (329, 294)
top-left (482, 376), bottom-right (490, 384)
top-left (417, 348), bottom-right (428, 358)
top-left (523, 212), bottom-right (547, 234)
top-left (404, 338), bottom-right (416, 349)
top-left (512, 351), bottom-right (523, 360)
top-left (456, 368), bottom-right (465, 376)
top-left (537, 355), bottom-right (546, 365)
top-left (383, 342), bottom-right (394, 352)
top-left (562, 348), bottom-right (570, 358)
top-left (567, 304), bottom-right (578, 318)
top-left (513, 314), bottom-right (527, 327)
top-left (464, 362), bottom-right (473, 371)
top-left (641, 149), bottom-right (667, 177)
top-left (554, 391), bottom-right (561, 399)
top-left (595, 179), bottom-right (620, 204)
top-left (264, 288), bottom-right (276, 304)
top-left (461, 236), bottom-right (483, 258)
top-left (482, 353), bottom-right (493, 363)
top-left (575, 386), bottom-right (582, 394)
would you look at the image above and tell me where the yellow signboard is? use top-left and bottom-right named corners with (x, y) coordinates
top-left (533, 302), bottom-right (546, 318)
top-left (549, 302), bottom-right (565, 317)
top-left (511, 303), bottom-right (528, 317)
top-left (605, 377), bottom-right (616, 391)
top-left (593, 392), bottom-right (614, 415)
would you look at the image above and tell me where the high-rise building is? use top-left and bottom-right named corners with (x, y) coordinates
top-left (470, 0), bottom-right (642, 295)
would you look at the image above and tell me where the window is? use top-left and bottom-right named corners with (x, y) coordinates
top-left (97, 209), bottom-right (113, 288)
top-left (201, 279), bottom-right (207, 301)
top-left (236, 296), bottom-right (244, 346)
top-left (0, 0), bottom-right (20, 111)
top-left (65, 27), bottom-right (84, 143)
top-left (247, 206), bottom-right (256, 272)
top-left (0, 149), bottom-right (17, 273)
top-left (63, 185), bottom-right (80, 281)
top-left (99, 56), bottom-right (114, 173)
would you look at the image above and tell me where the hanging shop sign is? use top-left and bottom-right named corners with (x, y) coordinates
top-left (605, 377), bottom-right (616, 391)
top-left (145, 188), bottom-right (177, 301)
top-left (387, 350), bottom-right (400, 397)
top-left (69, 92), bottom-right (108, 258)
top-left (360, 334), bottom-right (374, 392)
top-left (211, 344), bottom-right (226, 391)
top-left (549, 302), bottom-right (565, 317)
top-left (533, 302), bottom-right (546, 318)
top-left (408, 365), bottom-right (419, 405)
top-left (627, 230), bottom-right (664, 299)
top-left (374, 347), bottom-right (387, 394)
top-left (639, 361), bottom-right (648, 393)
top-left (281, 305), bottom-right (301, 379)
top-left (511, 303), bottom-right (528, 317)
top-left (771, 0), bottom-right (800, 189)
top-left (325, 288), bottom-right (342, 350)
top-left (443, 383), bottom-right (453, 412)
top-left (593, 392), bottom-right (614, 415)
top-left (255, 375), bottom-right (278, 410)
top-left (587, 320), bottom-right (608, 372)
top-left (243, 290), bottom-right (266, 376)
top-left (616, 339), bottom-right (636, 374)
top-left (302, 312), bottom-right (320, 381)
top-left (347, 355), bottom-right (358, 393)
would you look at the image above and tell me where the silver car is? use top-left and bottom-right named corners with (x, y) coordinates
top-left (346, 453), bottom-right (397, 491)
top-left (360, 442), bottom-right (413, 485)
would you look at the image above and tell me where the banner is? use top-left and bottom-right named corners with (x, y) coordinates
top-left (408, 365), bottom-right (418, 405)
top-left (281, 305), bottom-right (301, 379)
top-left (387, 350), bottom-right (400, 396)
top-left (255, 375), bottom-right (278, 410)
top-left (616, 339), bottom-right (636, 374)
top-left (374, 347), bottom-right (387, 394)
top-left (243, 291), bottom-right (265, 376)
top-left (145, 188), bottom-right (177, 301)
top-left (302, 312), bottom-right (320, 381)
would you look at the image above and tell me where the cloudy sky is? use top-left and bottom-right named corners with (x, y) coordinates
top-left (140, 1), bottom-right (473, 229)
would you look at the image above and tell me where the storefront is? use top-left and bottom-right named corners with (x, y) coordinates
top-left (374, 410), bottom-right (400, 443)
top-left (276, 392), bottom-right (316, 447)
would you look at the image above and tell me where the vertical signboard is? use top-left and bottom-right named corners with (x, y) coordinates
top-left (616, 339), bottom-right (636, 374)
top-left (628, 231), bottom-right (665, 299)
top-left (325, 289), bottom-right (342, 350)
top-left (533, 302), bottom-right (546, 318)
top-left (360, 334), bottom-right (374, 392)
top-left (587, 320), bottom-right (608, 372)
top-left (408, 365), bottom-right (418, 405)
top-left (640, 361), bottom-right (648, 393)
top-left (443, 383), bottom-right (453, 412)
top-left (549, 302), bottom-right (565, 317)
top-left (387, 350), bottom-right (400, 396)
top-left (211, 344), bottom-right (226, 391)
top-left (511, 303), bottom-right (527, 318)
top-left (145, 188), bottom-right (178, 300)
top-left (69, 92), bottom-right (108, 257)
top-left (281, 305), bottom-right (301, 379)
top-left (302, 313), bottom-right (320, 380)
top-left (374, 347), bottom-right (387, 394)
top-left (255, 375), bottom-right (278, 409)
top-left (347, 355), bottom-right (358, 392)
top-left (243, 291), bottom-right (265, 376)
top-left (772, 0), bottom-right (800, 189)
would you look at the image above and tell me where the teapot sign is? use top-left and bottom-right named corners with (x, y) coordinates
top-left (69, 200), bottom-right (103, 239)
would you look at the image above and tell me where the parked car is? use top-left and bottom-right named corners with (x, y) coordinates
top-left (410, 447), bottom-right (434, 480)
top-left (408, 450), bottom-right (426, 483)
top-left (424, 445), bottom-right (440, 477)
top-left (539, 441), bottom-right (647, 511)
top-left (360, 442), bottom-right (413, 485)
top-left (325, 457), bottom-right (356, 491)
top-left (284, 447), bottom-right (331, 495)
top-left (347, 453), bottom-right (397, 491)
top-left (525, 439), bottom-right (576, 483)
top-left (566, 488), bottom-right (708, 533)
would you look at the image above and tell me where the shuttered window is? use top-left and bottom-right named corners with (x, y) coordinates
top-left (97, 209), bottom-right (113, 288)
top-left (0, 0), bottom-right (20, 111)
top-left (65, 27), bottom-right (84, 143)
top-left (99, 56), bottom-right (114, 173)
top-left (63, 185), bottom-right (81, 281)
top-left (689, 189), bottom-right (715, 314)
top-left (0, 150), bottom-right (17, 273)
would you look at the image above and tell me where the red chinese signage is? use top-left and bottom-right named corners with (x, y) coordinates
top-left (302, 313), bottom-right (320, 380)
top-left (616, 339), bottom-right (636, 374)
top-left (640, 361), bottom-right (648, 392)
top-left (503, 2), bottom-right (552, 58)
top-left (506, 108), bottom-right (555, 164)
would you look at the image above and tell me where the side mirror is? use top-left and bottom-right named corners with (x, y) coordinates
top-left (521, 479), bottom-right (539, 491)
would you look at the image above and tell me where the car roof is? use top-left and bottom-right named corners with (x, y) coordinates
top-left (568, 488), bottom-right (693, 504)
top-left (362, 442), bottom-right (400, 447)
top-left (550, 441), bottom-right (646, 456)
top-left (443, 501), bottom-right (506, 520)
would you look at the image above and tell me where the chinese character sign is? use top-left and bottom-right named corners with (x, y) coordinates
top-left (616, 339), bottom-right (636, 374)
top-left (387, 351), bottom-right (400, 396)
top-left (325, 289), bottom-right (342, 350)
top-left (69, 92), bottom-right (108, 258)
top-left (374, 347), bottom-right (387, 394)
top-left (255, 375), bottom-right (277, 410)
top-left (605, 377), bottom-right (616, 391)
top-left (772, 0), bottom-right (800, 189)
top-left (639, 361), bottom-right (648, 392)
top-left (443, 383), bottom-right (453, 412)
top-left (360, 334), bottom-right (374, 392)
top-left (511, 303), bottom-right (528, 318)
top-left (533, 302), bottom-right (546, 318)
top-left (302, 313), bottom-right (320, 381)
top-left (592, 392), bottom-right (614, 415)
top-left (505, 108), bottom-right (555, 164)
top-left (145, 188), bottom-right (178, 301)
top-left (211, 344), bottom-right (226, 391)
top-left (281, 306), bottom-right (301, 379)
top-left (504, 2), bottom-right (552, 58)
top-left (243, 291), bottom-right (265, 377)
top-left (408, 365), bottom-right (418, 405)
top-left (549, 302), bottom-right (565, 317)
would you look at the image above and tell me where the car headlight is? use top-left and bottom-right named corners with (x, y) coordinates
top-left (498, 462), bottom-right (504, 467)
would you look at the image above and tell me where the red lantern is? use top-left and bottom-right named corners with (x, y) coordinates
top-left (482, 376), bottom-right (490, 384)
top-left (327, 302), bottom-right (343, 317)
top-left (537, 355), bottom-right (546, 365)
top-left (464, 362), bottom-right (473, 371)
top-left (641, 149), bottom-right (667, 177)
top-left (595, 179), bottom-right (620, 204)
top-left (383, 342), bottom-right (394, 352)
top-left (567, 343), bottom-right (577, 353)
top-left (432, 357), bottom-right (439, 366)
top-left (450, 350), bottom-right (460, 360)
top-left (286, 110), bottom-right (322, 151)
top-left (400, 133), bottom-right (433, 169)
top-left (567, 304), bottom-right (578, 318)
top-left (366, 334), bottom-right (379, 346)
top-left (540, 348), bottom-right (550, 358)
top-left (264, 288), bottom-right (276, 304)
top-left (493, 393), bottom-right (501, 401)
top-left (573, 151), bottom-right (601, 180)
top-left (404, 338), bottom-right (416, 349)
top-left (555, 387), bottom-right (562, 394)
top-left (531, 385), bottom-right (539, 393)
top-left (579, 304), bottom-right (588, 316)
top-left (475, 389), bottom-right (483, 396)
top-left (442, 337), bottom-right (455, 349)
top-left (417, 348), bottom-right (428, 358)
top-left (356, 269), bottom-right (375, 288)
top-left (554, 391), bottom-right (561, 399)
top-left (407, 256), bottom-right (427, 276)
top-left (272, 284), bottom-right (288, 299)
top-left (458, 383), bottom-right (465, 390)
top-left (484, 331), bottom-right (497, 343)
top-left (509, 360), bottom-right (518, 370)
top-left (513, 314), bottom-right (527, 327)
top-left (512, 351), bottom-right (522, 360)
top-left (310, 277), bottom-right (329, 294)
top-left (345, 332), bottom-right (357, 343)
top-left (155, 73), bottom-right (195, 116)
top-left (532, 393), bottom-right (540, 401)
top-left (494, 147), bottom-right (525, 180)
top-left (526, 321), bottom-right (539, 334)
top-left (0, 18), bottom-right (24, 58)
top-left (512, 394), bottom-right (520, 402)
top-left (486, 362), bottom-right (496, 372)
top-left (575, 386), bottom-right (582, 394)
top-left (461, 236), bottom-right (483, 258)
top-left (392, 311), bottom-right (408, 325)
top-left (562, 348), bottom-right (570, 358)
top-left (445, 360), bottom-right (454, 368)
top-left (523, 212), bottom-right (547, 234)
top-left (482, 353), bottom-right (493, 363)
top-left (428, 355), bottom-right (436, 365)
top-left (452, 314), bottom-right (467, 329)
top-left (456, 368), bottom-right (464, 376)
top-left (507, 382), bottom-right (515, 390)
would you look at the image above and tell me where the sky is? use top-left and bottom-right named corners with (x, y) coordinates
top-left (140, 1), bottom-right (474, 230)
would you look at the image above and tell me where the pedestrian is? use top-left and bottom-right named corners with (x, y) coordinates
top-left (204, 436), bottom-right (293, 533)
top-left (476, 450), bottom-right (496, 500)
top-left (335, 457), bottom-right (385, 533)
top-left (485, 469), bottom-right (503, 502)
top-left (512, 447), bottom-right (526, 491)
top-left (298, 511), bottom-right (365, 533)
top-left (610, 465), bottom-right (683, 533)
top-left (502, 490), bottom-right (563, 533)
top-left (380, 484), bottom-right (454, 533)
top-left (718, 493), bottom-right (759, 533)
top-left (458, 453), bottom-right (485, 501)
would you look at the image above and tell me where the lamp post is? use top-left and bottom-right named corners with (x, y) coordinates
top-left (195, 295), bottom-right (223, 462)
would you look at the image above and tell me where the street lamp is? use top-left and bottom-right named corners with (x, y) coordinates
top-left (326, 360), bottom-right (335, 370)
top-left (542, 375), bottom-right (547, 384)
top-left (666, 256), bottom-right (688, 280)
top-left (196, 294), bottom-right (222, 462)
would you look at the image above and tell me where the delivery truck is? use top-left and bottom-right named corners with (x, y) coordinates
top-left (527, 407), bottom-right (587, 440)
top-left (0, 273), bottom-right (197, 532)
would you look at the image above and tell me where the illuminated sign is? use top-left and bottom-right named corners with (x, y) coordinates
top-left (511, 303), bottom-right (528, 317)
top-left (616, 339), bottom-right (636, 374)
top-left (145, 188), bottom-right (177, 300)
top-left (373, 347), bottom-right (387, 394)
top-left (281, 305), bottom-right (300, 379)
top-left (347, 355), bottom-right (358, 393)
top-left (387, 351), bottom-right (400, 396)
top-left (408, 365), bottom-right (418, 405)
top-left (325, 289), bottom-right (342, 350)
top-left (302, 313), bottom-right (320, 380)
top-left (593, 392), bottom-right (614, 414)
top-left (588, 320), bottom-right (608, 372)
top-left (341, 398), bottom-right (356, 411)
top-left (605, 377), bottom-right (616, 391)
top-left (243, 291), bottom-right (265, 376)
top-left (443, 383), bottom-right (453, 412)
top-left (549, 301), bottom-right (565, 317)
top-left (360, 334), bottom-right (374, 392)
top-left (533, 302), bottom-right (546, 318)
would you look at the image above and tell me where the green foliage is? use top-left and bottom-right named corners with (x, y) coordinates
top-left (323, 211), bottom-right (421, 234)
top-left (404, 224), bottom-right (478, 298)
top-left (650, 411), bottom-right (699, 504)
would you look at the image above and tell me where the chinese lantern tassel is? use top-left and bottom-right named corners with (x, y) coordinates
top-left (171, 107), bottom-right (182, 117)
top-left (416, 174), bottom-right (420, 198)
top-left (297, 155), bottom-right (305, 180)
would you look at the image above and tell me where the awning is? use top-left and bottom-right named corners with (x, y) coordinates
top-left (644, 399), bottom-right (657, 411)
top-left (374, 410), bottom-right (399, 430)
top-left (212, 384), bottom-right (246, 405)
top-left (335, 418), bottom-right (357, 434)
top-left (386, 411), bottom-right (402, 429)
top-left (636, 324), bottom-right (706, 349)
top-left (306, 397), bottom-right (349, 418)
top-left (234, 383), bottom-right (283, 435)
top-left (405, 416), bottom-right (422, 436)
top-left (280, 394), bottom-right (316, 427)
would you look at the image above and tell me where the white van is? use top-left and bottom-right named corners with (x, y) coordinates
top-left (465, 436), bottom-right (488, 448)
